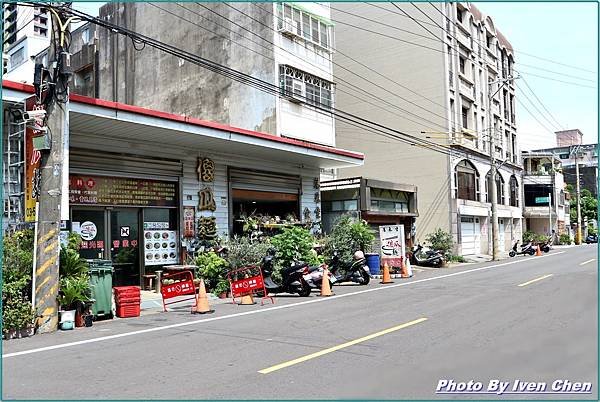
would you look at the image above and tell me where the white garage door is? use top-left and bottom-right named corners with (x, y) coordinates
top-left (498, 219), bottom-right (506, 251)
top-left (461, 216), bottom-right (480, 255)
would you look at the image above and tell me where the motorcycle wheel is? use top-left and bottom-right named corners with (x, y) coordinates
top-left (542, 246), bottom-right (550, 253)
top-left (362, 271), bottom-right (370, 285)
top-left (528, 249), bottom-right (535, 256)
top-left (298, 284), bottom-right (311, 297)
top-left (509, 250), bottom-right (516, 257)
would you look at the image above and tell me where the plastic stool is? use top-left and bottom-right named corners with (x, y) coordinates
top-left (142, 274), bottom-right (156, 291)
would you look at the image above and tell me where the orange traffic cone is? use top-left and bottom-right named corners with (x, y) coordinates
top-left (192, 279), bottom-right (214, 314)
top-left (401, 258), bottom-right (409, 278)
top-left (405, 258), bottom-right (413, 278)
top-left (381, 263), bottom-right (394, 284)
top-left (320, 266), bottom-right (333, 297)
top-left (535, 244), bottom-right (542, 256)
top-left (238, 293), bottom-right (256, 305)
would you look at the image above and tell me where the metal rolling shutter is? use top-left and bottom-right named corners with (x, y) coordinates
top-left (70, 148), bottom-right (183, 180)
top-left (229, 168), bottom-right (301, 194)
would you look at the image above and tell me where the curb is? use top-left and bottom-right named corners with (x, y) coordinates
top-left (371, 274), bottom-right (413, 279)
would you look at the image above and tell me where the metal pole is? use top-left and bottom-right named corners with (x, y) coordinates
top-left (548, 192), bottom-right (552, 238)
top-left (488, 83), bottom-right (499, 260)
top-left (575, 153), bottom-right (582, 244)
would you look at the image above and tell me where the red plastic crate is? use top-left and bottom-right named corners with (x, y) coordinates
top-left (115, 296), bottom-right (141, 305)
top-left (116, 304), bottom-right (140, 318)
top-left (113, 286), bottom-right (140, 296)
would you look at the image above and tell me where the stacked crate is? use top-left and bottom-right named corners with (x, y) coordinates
top-left (113, 286), bottom-right (141, 318)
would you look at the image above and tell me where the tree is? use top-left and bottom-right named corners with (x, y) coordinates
top-left (570, 188), bottom-right (598, 223)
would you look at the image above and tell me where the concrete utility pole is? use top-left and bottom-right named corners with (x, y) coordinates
top-left (488, 75), bottom-right (516, 261)
top-left (35, 5), bottom-right (71, 333)
top-left (575, 151), bottom-right (582, 244)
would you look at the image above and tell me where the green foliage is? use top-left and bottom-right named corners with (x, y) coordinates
top-left (2, 297), bottom-right (34, 333)
top-left (213, 279), bottom-right (230, 296)
top-left (533, 233), bottom-right (549, 243)
top-left (425, 228), bottom-right (453, 254)
top-left (271, 226), bottom-right (319, 270)
top-left (570, 188), bottom-right (598, 222)
top-left (588, 227), bottom-right (597, 236)
top-left (523, 230), bottom-right (535, 243)
top-left (447, 254), bottom-right (467, 263)
top-left (323, 215), bottom-right (375, 263)
top-left (3, 229), bottom-right (34, 284)
top-left (559, 233), bottom-right (572, 245)
top-left (57, 275), bottom-right (92, 310)
top-left (59, 232), bottom-right (89, 278)
top-left (194, 251), bottom-right (228, 290)
top-left (222, 236), bottom-right (272, 269)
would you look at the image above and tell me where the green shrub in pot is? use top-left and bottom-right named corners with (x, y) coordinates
top-left (194, 251), bottom-right (228, 291)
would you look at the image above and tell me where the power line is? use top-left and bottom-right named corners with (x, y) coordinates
top-left (516, 82), bottom-right (561, 132)
top-left (517, 69), bottom-right (597, 90)
top-left (516, 97), bottom-right (556, 136)
top-left (520, 75), bottom-right (565, 131)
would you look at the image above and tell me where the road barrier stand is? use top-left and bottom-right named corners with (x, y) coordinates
top-left (193, 279), bottom-right (214, 314)
top-left (320, 266), bottom-right (333, 297)
top-left (160, 271), bottom-right (198, 312)
top-left (381, 263), bottom-right (394, 284)
top-left (228, 266), bottom-right (273, 306)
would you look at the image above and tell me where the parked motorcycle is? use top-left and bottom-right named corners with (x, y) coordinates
top-left (260, 249), bottom-right (312, 297)
top-left (508, 240), bottom-right (535, 257)
top-left (328, 250), bottom-right (371, 285)
top-left (410, 244), bottom-right (443, 267)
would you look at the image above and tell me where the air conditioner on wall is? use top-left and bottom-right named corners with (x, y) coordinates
top-left (283, 80), bottom-right (304, 103)
top-left (279, 18), bottom-right (296, 37)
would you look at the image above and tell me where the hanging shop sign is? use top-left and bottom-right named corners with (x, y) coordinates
top-left (69, 175), bottom-right (177, 207)
top-left (183, 206), bottom-right (196, 238)
top-left (379, 224), bottom-right (406, 267)
top-left (198, 157), bottom-right (215, 182)
top-left (24, 97), bottom-right (44, 222)
top-left (144, 230), bottom-right (179, 266)
top-left (198, 187), bottom-right (216, 211)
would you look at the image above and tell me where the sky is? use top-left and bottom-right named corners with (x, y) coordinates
top-left (70, 1), bottom-right (598, 149)
top-left (473, 2), bottom-right (597, 149)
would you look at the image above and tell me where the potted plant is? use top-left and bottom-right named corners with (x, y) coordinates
top-left (57, 275), bottom-right (92, 330)
top-left (194, 251), bottom-right (228, 292)
top-left (2, 298), bottom-right (35, 340)
top-left (213, 279), bottom-right (230, 299)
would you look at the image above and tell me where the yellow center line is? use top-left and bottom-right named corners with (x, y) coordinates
top-left (517, 274), bottom-right (554, 287)
top-left (580, 259), bottom-right (596, 266)
top-left (258, 317), bottom-right (427, 374)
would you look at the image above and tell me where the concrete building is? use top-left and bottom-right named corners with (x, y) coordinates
top-left (3, 3), bottom-right (50, 82)
top-left (3, 79), bottom-right (363, 285)
top-left (36, 2), bottom-right (336, 148)
top-left (332, 2), bottom-right (522, 255)
top-left (531, 130), bottom-right (598, 198)
top-left (521, 152), bottom-right (570, 238)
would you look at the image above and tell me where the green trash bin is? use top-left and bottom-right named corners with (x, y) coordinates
top-left (88, 260), bottom-right (114, 319)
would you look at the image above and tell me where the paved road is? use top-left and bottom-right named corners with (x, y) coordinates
top-left (3, 245), bottom-right (597, 400)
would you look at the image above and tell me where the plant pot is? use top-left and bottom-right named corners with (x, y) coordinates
top-left (84, 315), bottom-right (93, 327)
top-left (60, 321), bottom-right (74, 330)
top-left (75, 310), bottom-right (85, 327)
top-left (59, 310), bottom-right (76, 323)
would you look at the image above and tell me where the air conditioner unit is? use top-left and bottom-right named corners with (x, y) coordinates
top-left (282, 80), bottom-right (303, 103)
top-left (279, 18), bottom-right (296, 37)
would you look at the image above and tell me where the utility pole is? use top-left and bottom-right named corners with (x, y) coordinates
top-left (35, 4), bottom-right (72, 333)
top-left (488, 75), bottom-right (517, 260)
top-left (575, 150), bottom-right (582, 244)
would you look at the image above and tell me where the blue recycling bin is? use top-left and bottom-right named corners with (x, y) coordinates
top-left (366, 253), bottom-right (380, 275)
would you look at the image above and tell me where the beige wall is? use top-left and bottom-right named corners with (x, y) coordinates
top-left (332, 3), bottom-right (451, 239)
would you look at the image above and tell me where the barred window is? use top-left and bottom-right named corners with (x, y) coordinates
top-left (276, 3), bottom-right (333, 50)
top-left (279, 65), bottom-right (334, 108)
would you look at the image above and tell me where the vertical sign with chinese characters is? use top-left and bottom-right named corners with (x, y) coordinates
top-left (24, 96), bottom-right (44, 222)
top-left (379, 225), bottom-right (405, 267)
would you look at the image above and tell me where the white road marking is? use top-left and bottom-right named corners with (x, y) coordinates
top-left (580, 259), bottom-right (596, 266)
top-left (3, 251), bottom-right (565, 359)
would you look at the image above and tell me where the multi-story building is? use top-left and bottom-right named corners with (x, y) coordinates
top-left (3, 3), bottom-right (50, 82)
top-left (531, 129), bottom-right (598, 197)
top-left (521, 152), bottom-right (570, 238)
top-left (332, 2), bottom-right (522, 255)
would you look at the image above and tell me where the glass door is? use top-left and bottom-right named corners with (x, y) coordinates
top-left (71, 209), bottom-right (107, 260)
top-left (110, 209), bottom-right (140, 286)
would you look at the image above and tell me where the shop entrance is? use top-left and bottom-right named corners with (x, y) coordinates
top-left (72, 208), bottom-right (141, 287)
top-left (231, 189), bottom-right (299, 235)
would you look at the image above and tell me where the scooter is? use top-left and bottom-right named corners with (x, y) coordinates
top-left (508, 240), bottom-right (535, 257)
top-left (260, 249), bottom-right (312, 297)
top-left (410, 244), bottom-right (443, 267)
top-left (328, 250), bottom-right (371, 285)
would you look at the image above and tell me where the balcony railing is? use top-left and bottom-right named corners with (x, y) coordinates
top-left (449, 70), bottom-right (454, 88)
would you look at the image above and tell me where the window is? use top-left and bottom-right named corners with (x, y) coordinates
top-left (277, 3), bottom-right (332, 50)
top-left (509, 175), bottom-right (519, 207)
top-left (455, 160), bottom-right (480, 201)
top-left (486, 33), bottom-right (493, 49)
top-left (10, 47), bottom-right (24, 67)
top-left (524, 184), bottom-right (553, 207)
top-left (370, 188), bottom-right (410, 213)
top-left (279, 64), bottom-right (334, 108)
top-left (459, 57), bottom-right (466, 74)
top-left (486, 171), bottom-right (505, 204)
top-left (324, 200), bottom-right (358, 212)
top-left (559, 190), bottom-right (565, 206)
top-left (462, 107), bottom-right (469, 129)
top-left (457, 7), bottom-right (464, 23)
top-left (81, 27), bottom-right (89, 44)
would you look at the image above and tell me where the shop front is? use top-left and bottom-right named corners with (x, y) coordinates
top-left (69, 150), bottom-right (182, 287)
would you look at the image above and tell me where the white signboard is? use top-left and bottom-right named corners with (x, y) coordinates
top-left (144, 230), bottom-right (179, 266)
top-left (379, 224), bottom-right (405, 267)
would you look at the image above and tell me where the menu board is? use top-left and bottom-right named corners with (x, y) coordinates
top-left (144, 230), bottom-right (178, 266)
top-left (69, 175), bottom-right (177, 207)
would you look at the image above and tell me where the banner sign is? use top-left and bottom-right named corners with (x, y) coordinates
top-left (69, 175), bottom-right (177, 207)
top-left (24, 96), bottom-right (44, 222)
top-left (379, 224), bottom-right (406, 267)
top-left (160, 271), bottom-right (197, 312)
